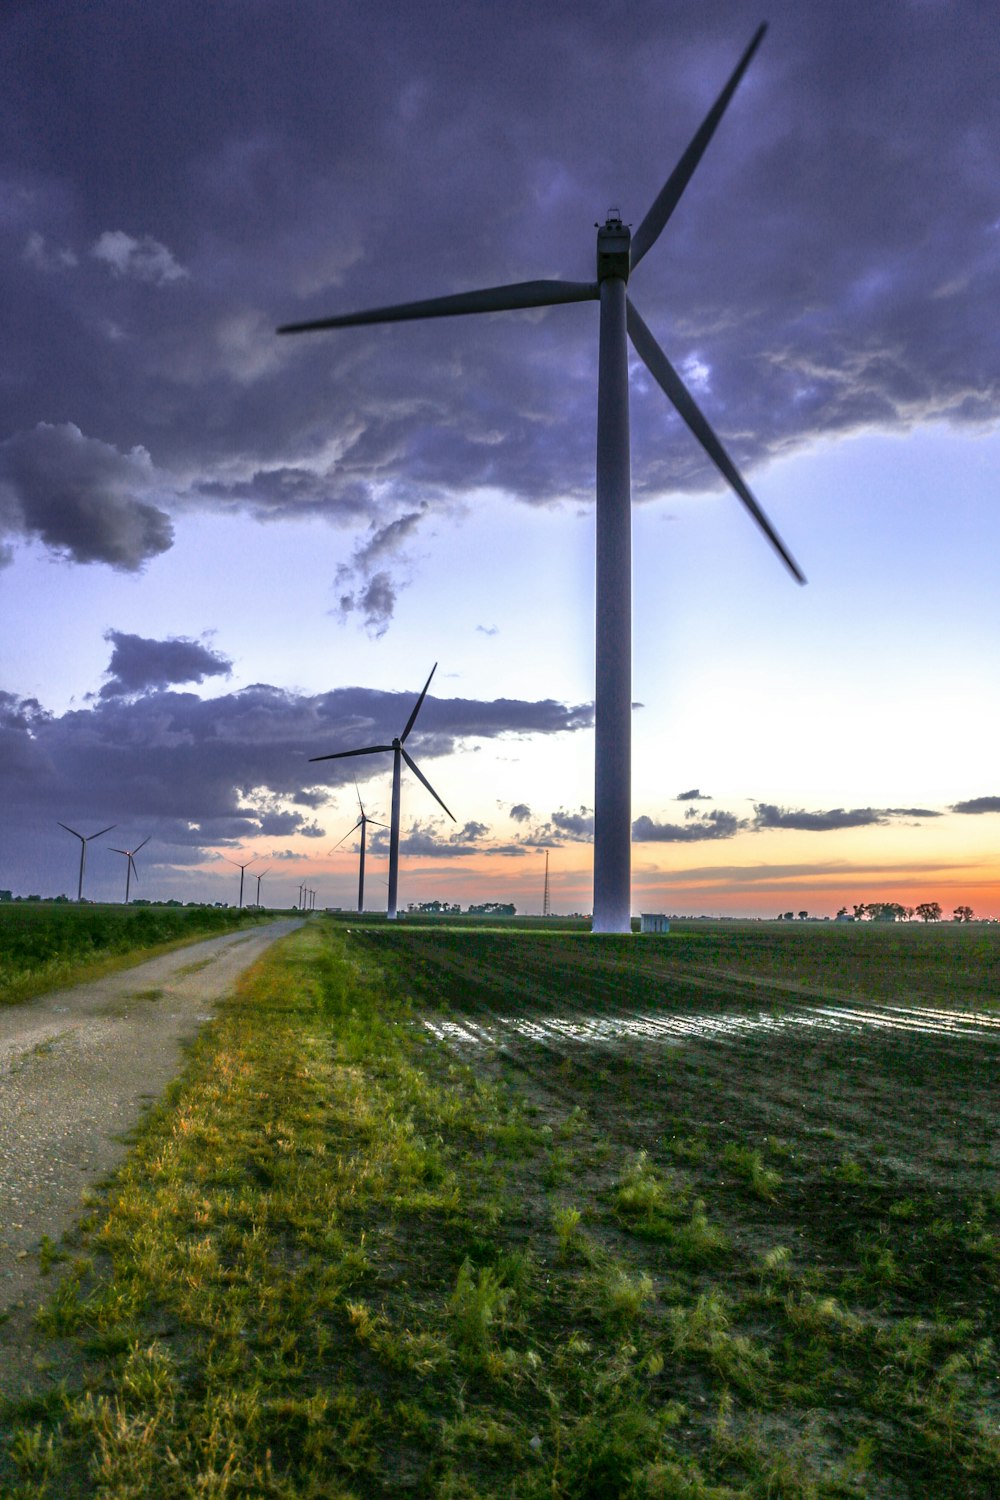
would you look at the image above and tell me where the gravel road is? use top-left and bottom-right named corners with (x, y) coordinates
top-left (0, 917), bottom-right (303, 1398)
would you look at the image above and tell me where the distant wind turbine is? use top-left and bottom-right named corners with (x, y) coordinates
top-left (310, 663), bottom-right (454, 919)
top-left (278, 24), bottom-right (804, 934)
top-left (330, 786), bottom-right (388, 913)
top-left (224, 852), bottom-right (257, 910)
top-left (108, 836), bottom-right (150, 904)
top-left (253, 866), bottom-right (271, 907)
top-left (58, 821), bottom-right (116, 903)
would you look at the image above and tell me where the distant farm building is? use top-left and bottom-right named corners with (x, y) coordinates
top-left (640, 913), bottom-right (670, 934)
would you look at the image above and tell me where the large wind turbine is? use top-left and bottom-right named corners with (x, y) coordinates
top-left (58, 821), bottom-right (116, 903)
top-left (331, 787), bottom-right (387, 914)
top-left (108, 836), bottom-right (149, 904)
top-left (310, 664), bottom-right (454, 919)
top-left (279, 24), bottom-right (804, 934)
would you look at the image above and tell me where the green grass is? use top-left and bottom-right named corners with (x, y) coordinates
top-left (1, 919), bottom-right (997, 1497)
top-left (0, 902), bottom-right (279, 1006)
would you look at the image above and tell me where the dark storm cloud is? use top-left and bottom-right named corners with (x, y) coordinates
top-left (3, 0), bottom-right (997, 591)
top-left (635, 802), bottom-right (947, 840)
top-left (951, 796), bottom-right (1000, 815)
top-left (633, 809), bottom-right (744, 842)
top-left (550, 807), bottom-right (594, 841)
top-left (370, 817), bottom-right (493, 859)
top-left (0, 662), bottom-right (591, 895)
top-left (99, 631), bottom-right (232, 698)
top-left (677, 788), bottom-right (710, 801)
top-left (333, 507), bottom-right (430, 631)
top-left (752, 803), bottom-right (917, 832)
top-left (753, 803), bottom-right (883, 832)
top-left (337, 571), bottom-right (398, 637)
top-left (509, 803), bottom-right (532, 822)
top-left (0, 424), bottom-right (173, 569)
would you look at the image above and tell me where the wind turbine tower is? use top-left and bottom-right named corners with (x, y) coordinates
top-left (543, 851), bottom-right (551, 917)
top-left (278, 25), bottom-right (804, 934)
top-left (108, 837), bottom-right (150, 904)
top-left (58, 821), bottom-right (116, 903)
top-left (309, 664), bottom-right (454, 919)
top-left (254, 867), bottom-right (270, 907)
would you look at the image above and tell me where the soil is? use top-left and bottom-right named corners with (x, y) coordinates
top-left (0, 917), bottom-right (303, 1401)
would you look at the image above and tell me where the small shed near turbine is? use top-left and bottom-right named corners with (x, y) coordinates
top-left (640, 913), bottom-right (670, 934)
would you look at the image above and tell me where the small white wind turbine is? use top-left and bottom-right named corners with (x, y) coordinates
top-left (223, 852), bottom-right (257, 910)
top-left (108, 836), bottom-right (150, 904)
top-left (310, 663), bottom-right (454, 919)
top-left (330, 785), bottom-right (388, 914)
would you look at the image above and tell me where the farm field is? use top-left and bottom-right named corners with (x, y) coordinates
top-left (1, 919), bottom-right (997, 1497)
top-left (0, 903), bottom-right (280, 1007)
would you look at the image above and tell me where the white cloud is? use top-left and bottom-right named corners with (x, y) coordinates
top-left (23, 230), bottom-right (77, 271)
top-left (91, 230), bottom-right (189, 285)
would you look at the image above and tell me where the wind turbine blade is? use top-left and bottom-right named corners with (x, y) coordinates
top-left (109, 847), bottom-right (128, 856)
top-left (130, 857), bottom-right (138, 881)
top-left (401, 748), bottom-right (456, 821)
top-left (626, 299), bottom-right (805, 583)
top-left (88, 823), bottom-right (117, 842)
top-left (401, 662), bottom-right (437, 743)
top-left (278, 280), bottom-right (599, 335)
top-left (309, 744), bottom-right (393, 763)
top-left (134, 836), bottom-right (151, 853)
top-left (331, 820), bottom-right (364, 852)
top-left (630, 23), bottom-right (767, 272)
top-left (58, 822), bottom-right (83, 840)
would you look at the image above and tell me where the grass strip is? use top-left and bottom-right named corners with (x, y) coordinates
top-left (0, 904), bottom-right (277, 1007)
top-left (1, 920), bottom-right (997, 1497)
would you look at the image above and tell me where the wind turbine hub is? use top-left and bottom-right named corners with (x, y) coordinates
top-left (596, 212), bottom-right (630, 283)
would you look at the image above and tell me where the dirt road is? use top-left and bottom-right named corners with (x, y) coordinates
top-left (0, 917), bottom-right (303, 1395)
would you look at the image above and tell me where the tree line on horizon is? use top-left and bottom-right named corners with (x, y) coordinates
top-left (839, 902), bottom-right (973, 922)
top-left (776, 903), bottom-right (978, 922)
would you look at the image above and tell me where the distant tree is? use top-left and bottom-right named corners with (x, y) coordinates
top-left (853, 904), bottom-right (868, 921)
top-left (953, 905), bottom-right (974, 922)
top-left (798, 910), bottom-right (808, 920)
top-left (782, 911), bottom-right (794, 921)
top-left (915, 901), bottom-right (942, 922)
top-left (467, 902), bottom-right (517, 916)
top-left (836, 907), bottom-right (847, 918)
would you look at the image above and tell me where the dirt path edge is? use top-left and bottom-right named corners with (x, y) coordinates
top-left (0, 916), bottom-right (305, 1402)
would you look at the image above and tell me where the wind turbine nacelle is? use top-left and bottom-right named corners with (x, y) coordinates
top-left (596, 213), bottom-right (630, 282)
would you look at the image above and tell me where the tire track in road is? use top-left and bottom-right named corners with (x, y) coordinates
top-left (0, 917), bottom-right (304, 1400)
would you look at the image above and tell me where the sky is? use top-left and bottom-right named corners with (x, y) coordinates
top-left (2, 0), bottom-right (998, 917)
